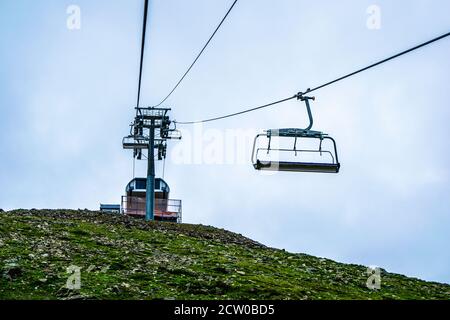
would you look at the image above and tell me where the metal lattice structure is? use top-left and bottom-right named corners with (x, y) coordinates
top-left (122, 107), bottom-right (181, 221)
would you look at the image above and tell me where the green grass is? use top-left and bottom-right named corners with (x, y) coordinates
top-left (0, 209), bottom-right (449, 300)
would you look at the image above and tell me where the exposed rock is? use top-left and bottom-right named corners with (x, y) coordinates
top-left (3, 263), bottom-right (23, 280)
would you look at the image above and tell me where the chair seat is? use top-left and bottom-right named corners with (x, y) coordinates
top-left (254, 160), bottom-right (340, 173)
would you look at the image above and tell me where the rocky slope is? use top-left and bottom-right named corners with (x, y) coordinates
top-left (0, 209), bottom-right (449, 300)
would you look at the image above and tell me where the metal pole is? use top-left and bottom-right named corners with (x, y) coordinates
top-left (146, 119), bottom-right (155, 221)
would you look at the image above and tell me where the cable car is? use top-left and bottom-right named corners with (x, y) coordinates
top-left (121, 178), bottom-right (182, 222)
top-left (252, 94), bottom-right (340, 173)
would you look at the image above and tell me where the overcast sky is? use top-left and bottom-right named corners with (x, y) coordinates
top-left (1, 0), bottom-right (450, 284)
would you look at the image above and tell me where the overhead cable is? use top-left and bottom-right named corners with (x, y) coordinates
top-left (153, 0), bottom-right (239, 107)
top-left (175, 31), bottom-right (450, 125)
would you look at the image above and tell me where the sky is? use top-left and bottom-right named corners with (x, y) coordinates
top-left (1, 0), bottom-right (450, 284)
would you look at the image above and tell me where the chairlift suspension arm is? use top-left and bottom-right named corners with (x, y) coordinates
top-left (294, 136), bottom-right (298, 156)
top-left (297, 93), bottom-right (315, 132)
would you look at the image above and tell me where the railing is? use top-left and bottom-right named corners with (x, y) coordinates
top-left (122, 136), bottom-right (149, 149)
top-left (123, 135), bottom-right (173, 149)
top-left (121, 196), bottom-right (182, 223)
top-left (138, 108), bottom-right (168, 118)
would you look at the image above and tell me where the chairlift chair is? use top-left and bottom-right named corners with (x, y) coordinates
top-left (251, 94), bottom-right (341, 173)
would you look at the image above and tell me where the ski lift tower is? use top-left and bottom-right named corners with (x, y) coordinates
top-left (122, 107), bottom-right (181, 221)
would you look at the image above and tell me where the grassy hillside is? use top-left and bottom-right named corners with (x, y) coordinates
top-left (0, 209), bottom-right (449, 300)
